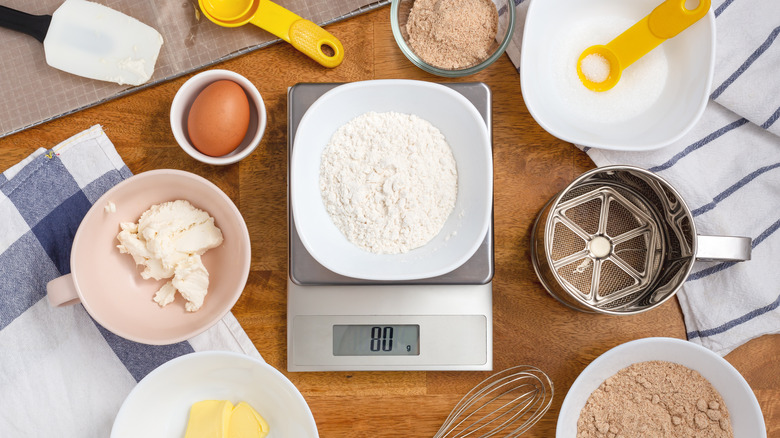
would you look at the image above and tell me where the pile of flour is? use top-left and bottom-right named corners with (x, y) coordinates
top-left (319, 111), bottom-right (458, 254)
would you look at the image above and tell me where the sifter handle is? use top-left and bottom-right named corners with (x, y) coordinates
top-left (695, 235), bottom-right (752, 262)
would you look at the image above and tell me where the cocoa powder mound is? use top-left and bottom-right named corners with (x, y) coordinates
top-left (406, 0), bottom-right (499, 69)
top-left (577, 361), bottom-right (733, 438)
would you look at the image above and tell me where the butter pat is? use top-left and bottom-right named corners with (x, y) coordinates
top-left (184, 400), bottom-right (269, 438)
top-left (184, 400), bottom-right (233, 438)
top-left (116, 200), bottom-right (223, 312)
top-left (230, 402), bottom-right (270, 438)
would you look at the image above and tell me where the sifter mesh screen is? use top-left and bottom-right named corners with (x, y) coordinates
top-left (551, 222), bottom-right (586, 261)
top-left (598, 260), bottom-right (636, 296)
top-left (557, 258), bottom-right (593, 296)
top-left (600, 289), bottom-right (645, 309)
top-left (538, 167), bottom-right (700, 313)
top-left (605, 201), bottom-right (642, 237)
top-left (563, 199), bottom-right (601, 235)
top-left (614, 235), bottom-right (649, 274)
top-left (547, 184), bottom-right (661, 308)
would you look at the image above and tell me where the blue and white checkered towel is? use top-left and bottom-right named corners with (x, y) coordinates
top-left (507, 0), bottom-right (780, 355)
top-left (0, 125), bottom-right (259, 437)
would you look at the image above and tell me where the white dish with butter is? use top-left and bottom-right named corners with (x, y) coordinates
top-left (111, 351), bottom-right (318, 438)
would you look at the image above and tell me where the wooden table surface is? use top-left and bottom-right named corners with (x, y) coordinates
top-left (1, 6), bottom-right (777, 437)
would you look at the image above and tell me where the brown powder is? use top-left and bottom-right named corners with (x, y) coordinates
top-left (577, 361), bottom-right (733, 438)
top-left (406, 0), bottom-right (499, 69)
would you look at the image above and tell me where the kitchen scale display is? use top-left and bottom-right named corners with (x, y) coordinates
top-left (287, 83), bottom-right (494, 372)
top-left (333, 325), bottom-right (420, 356)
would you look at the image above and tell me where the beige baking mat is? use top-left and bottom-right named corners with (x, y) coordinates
top-left (0, 0), bottom-right (388, 138)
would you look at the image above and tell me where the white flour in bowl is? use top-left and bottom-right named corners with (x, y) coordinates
top-left (319, 111), bottom-right (458, 254)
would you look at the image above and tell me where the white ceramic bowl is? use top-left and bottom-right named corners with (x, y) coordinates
top-left (111, 351), bottom-right (318, 438)
top-left (521, 0), bottom-right (715, 151)
top-left (290, 79), bottom-right (493, 281)
top-left (557, 337), bottom-right (766, 437)
top-left (170, 69), bottom-right (267, 165)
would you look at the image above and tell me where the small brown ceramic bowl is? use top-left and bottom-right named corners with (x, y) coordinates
top-left (46, 169), bottom-right (250, 345)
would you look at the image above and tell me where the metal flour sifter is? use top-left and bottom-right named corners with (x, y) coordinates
top-left (531, 166), bottom-right (752, 315)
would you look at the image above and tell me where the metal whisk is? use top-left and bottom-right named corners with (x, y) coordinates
top-left (433, 366), bottom-right (553, 438)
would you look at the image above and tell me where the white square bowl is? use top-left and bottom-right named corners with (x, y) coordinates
top-left (290, 80), bottom-right (492, 281)
top-left (520, 0), bottom-right (715, 151)
top-left (557, 337), bottom-right (766, 437)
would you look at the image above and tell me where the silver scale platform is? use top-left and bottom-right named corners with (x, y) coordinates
top-left (287, 83), bottom-right (494, 371)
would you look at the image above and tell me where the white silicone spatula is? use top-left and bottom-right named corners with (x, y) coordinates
top-left (0, 0), bottom-right (163, 86)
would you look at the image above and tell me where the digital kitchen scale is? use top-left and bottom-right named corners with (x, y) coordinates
top-left (286, 83), bottom-right (494, 372)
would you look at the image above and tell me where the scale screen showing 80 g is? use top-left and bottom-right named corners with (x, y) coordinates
top-left (333, 325), bottom-right (420, 356)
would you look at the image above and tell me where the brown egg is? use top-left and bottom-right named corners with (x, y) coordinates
top-left (187, 80), bottom-right (251, 157)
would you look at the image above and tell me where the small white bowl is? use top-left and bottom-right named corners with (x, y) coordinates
top-left (111, 351), bottom-right (318, 438)
top-left (557, 337), bottom-right (766, 437)
top-left (291, 80), bottom-right (492, 281)
top-left (521, 0), bottom-right (715, 151)
top-left (170, 69), bottom-right (267, 165)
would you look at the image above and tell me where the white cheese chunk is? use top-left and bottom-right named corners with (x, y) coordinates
top-left (116, 200), bottom-right (223, 312)
top-left (153, 281), bottom-right (177, 307)
top-left (172, 255), bottom-right (210, 312)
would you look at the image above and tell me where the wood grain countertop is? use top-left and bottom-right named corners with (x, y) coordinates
top-left (0, 6), bottom-right (776, 437)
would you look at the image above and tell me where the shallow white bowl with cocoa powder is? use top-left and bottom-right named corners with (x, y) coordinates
top-left (557, 337), bottom-right (765, 437)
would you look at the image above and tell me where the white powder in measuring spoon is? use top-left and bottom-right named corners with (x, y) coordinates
top-left (550, 16), bottom-right (669, 123)
top-left (580, 53), bottom-right (611, 83)
top-left (319, 111), bottom-right (458, 254)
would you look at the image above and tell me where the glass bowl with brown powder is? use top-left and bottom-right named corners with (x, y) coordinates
top-left (390, 0), bottom-right (516, 77)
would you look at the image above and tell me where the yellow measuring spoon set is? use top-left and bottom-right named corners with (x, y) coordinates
top-left (199, 0), bottom-right (344, 68)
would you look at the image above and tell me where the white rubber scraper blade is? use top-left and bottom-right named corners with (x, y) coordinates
top-left (43, 0), bottom-right (163, 86)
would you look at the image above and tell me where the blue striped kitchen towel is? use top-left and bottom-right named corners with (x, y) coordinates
top-left (0, 125), bottom-right (259, 437)
top-left (506, 0), bottom-right (780, 355)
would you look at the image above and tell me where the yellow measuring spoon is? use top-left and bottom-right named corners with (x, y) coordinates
top-left (199, 0), bottom-right (344, 68)
top-left (577, 0), bottom-right (710, 92)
